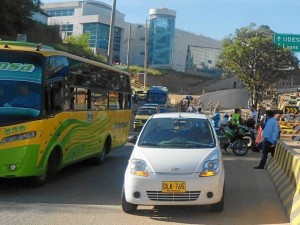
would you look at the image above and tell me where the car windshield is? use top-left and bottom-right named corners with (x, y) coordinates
top-left (138, 117), bottom-right (216, 148)
top-left (136, 109), bottom-right (157, 115)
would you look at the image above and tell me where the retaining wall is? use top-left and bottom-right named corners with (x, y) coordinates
top-left (267, 140), bottom-right (300, 224)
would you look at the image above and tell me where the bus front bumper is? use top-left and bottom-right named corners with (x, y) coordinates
top-left (0, 145), bottom-right (44, 178)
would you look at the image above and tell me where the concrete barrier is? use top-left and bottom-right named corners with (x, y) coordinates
top-left (267, 140), bottom-right (300, 224)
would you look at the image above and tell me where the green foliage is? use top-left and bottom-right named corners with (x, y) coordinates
top-left (26, 22), bottom-right (62, 44)
top-left (219, 23), bottom-right (299, 106)
top-left (52, 33), bottom-right (107, 63)
top-left (128, 65), bottom-right (161, 76)
top-left (65, 33), bottom-right (90, 48)
top-left (0, 0), bottom-right (41, 37)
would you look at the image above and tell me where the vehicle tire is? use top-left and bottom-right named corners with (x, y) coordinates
top-left (231, 139), bottom-right (248, 156)
top-left (243, 134), bottom-right (253, 148)
top-left (211, 186), bottom-right (224, 212)
top-left (92, 141), bottom-right (108, 166)
top-left (243, 134), bottom-right (259, 152)
top-left (29, 149), bottom-right (60, 187)
top-left (121, 187), bottom-right (138, 214)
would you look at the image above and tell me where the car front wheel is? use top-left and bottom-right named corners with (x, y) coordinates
top-left (211, 186), bottom-right (224, 212)
top-left (121, 187), bottom-right (138, 214)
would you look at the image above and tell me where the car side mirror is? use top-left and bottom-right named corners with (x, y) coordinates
top-left (127, 135), bottom-right (137, 144)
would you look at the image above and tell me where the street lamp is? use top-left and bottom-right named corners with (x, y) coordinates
top-left (107, 0), bottom-right (116, 65)
top-left (144, 20), bottom-right (148, 90)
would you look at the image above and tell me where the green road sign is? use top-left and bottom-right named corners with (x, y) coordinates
top-left (274, 33), bottom-right (300, 52)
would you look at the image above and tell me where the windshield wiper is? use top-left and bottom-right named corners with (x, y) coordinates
top-left (139, 142), bottom-right (159, 146)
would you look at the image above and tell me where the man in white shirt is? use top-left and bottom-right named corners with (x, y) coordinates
top-left (250, 105), bottom-right (258, 124)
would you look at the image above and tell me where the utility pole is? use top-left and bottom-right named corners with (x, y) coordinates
top-left (144, 20), bottom-right (148, 90)
top-left (126, 24), bottom-right (131, 70)
top-left (107, 0), bottom-right (116, 66)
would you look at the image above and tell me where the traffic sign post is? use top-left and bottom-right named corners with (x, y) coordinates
top-left (274, 33), bottom-right (300, 52)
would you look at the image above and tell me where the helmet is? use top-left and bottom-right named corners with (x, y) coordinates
top-left (224, 113), bottom-right (229, 117)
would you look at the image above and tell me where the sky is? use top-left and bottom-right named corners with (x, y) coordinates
top-left (41, 0), bottom-right (300, 41)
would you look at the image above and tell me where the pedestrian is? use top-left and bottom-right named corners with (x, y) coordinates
top-left (254, 110), bottom-right (279, 169)
top-left (211, 108), bottom-right (221, 128)
top-left (250, 105), bottom-right (258, 124)
top-left (244, 105), bottom-right (258, 130)
top-left (187, 104), bottom-right (196, 113)
top-left (215, 101), bottom-right (221, 110)
top-left (219, 113), bottom-right (229, 128)
top-left (197, 107), bottom-right (203, 114)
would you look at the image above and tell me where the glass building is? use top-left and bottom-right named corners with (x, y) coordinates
top-left (148, 8), bottom-right (176, 68)
top-left (83, 23), bottom-right (122, 62)
top-left (185, 46), bottom-right (222, 77)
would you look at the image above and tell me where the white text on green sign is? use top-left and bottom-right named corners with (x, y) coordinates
top-left (0, 62), bottom-right (35, 72)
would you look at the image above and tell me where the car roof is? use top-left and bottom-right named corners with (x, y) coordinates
top-left (143, 103), bottom-right (160, 107)
top-left (151, 112), bottom-right (208, 119)
top-left (138, 106), bottom-right (158, 110)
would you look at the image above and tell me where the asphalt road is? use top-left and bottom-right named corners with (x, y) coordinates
top-left (0, 144), bottom-right (289, 225)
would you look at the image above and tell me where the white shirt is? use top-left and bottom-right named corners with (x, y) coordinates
top-left (251, 110), bottom-right (258, 123)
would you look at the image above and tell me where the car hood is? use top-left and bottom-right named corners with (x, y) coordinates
top-left (135, 115), bottom-right (151, 120)
top-left (131, 147), bottom-right (218, 174)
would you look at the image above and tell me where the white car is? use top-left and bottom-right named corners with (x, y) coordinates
top-left (122, 112), bottom-right (225, 213)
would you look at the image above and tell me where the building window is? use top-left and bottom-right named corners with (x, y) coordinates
top-left (140, 52), bottom-right (145, 55)
top-left (83, 23), bottom-right (122, 60)
top-left (148, 17), bottom-right (175, 67)
top-left (62, 24), bottom-right (73, 37)
top-left (185, 45), bottom-right (222, 77)
top-left (45, 9), bottom-right (74, 17)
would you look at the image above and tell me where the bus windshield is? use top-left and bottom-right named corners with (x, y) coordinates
top-left (146, 92), bottom-right (167, 104)
top-left (0, 51), bottom-right (42, 125)
top-left (146, 86), bottom-right (169, 111)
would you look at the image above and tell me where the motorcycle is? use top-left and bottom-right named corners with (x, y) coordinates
top-left (217, 124), bottom-right (248, 156)
top-left (242, 126), bottom-right (258, 152)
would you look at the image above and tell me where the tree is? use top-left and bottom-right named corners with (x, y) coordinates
top-left (218, 23), bottom-right (299, 107)
top-left (0, 0), bottom-right (41, 37)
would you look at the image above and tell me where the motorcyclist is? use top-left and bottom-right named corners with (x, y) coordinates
top-left (229, 108), bottom-right (243, 126)
top-left (228, 108), bottom-right (244, 137)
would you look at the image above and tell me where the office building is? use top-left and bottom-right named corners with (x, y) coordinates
top-left (41, 0), bottom-right (222, 77)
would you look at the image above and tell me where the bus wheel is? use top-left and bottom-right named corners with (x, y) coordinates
top-left (92, 141), bottom-right (109, 166)
top-left (29, 149), bottom-right (60, 187)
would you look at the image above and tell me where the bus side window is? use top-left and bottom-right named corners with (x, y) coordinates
top-left (126, 94), bottom-right (131, 109)
top-left (51, 88), bottom-right (62, 112)
top-left (87, 89), bottom-right (91, 110)
top-left (70, 87), bottom-right (74, 110)
top-left (118, 93), bottom-right (124, 109)
top-left (44, 82), bottom-right (63, 114)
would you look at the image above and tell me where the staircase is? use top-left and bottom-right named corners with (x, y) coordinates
top-left (131, 76), bottom-right (146, 91)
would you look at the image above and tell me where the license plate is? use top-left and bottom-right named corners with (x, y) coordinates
top-left (162, 181), bottom-right (186, 193)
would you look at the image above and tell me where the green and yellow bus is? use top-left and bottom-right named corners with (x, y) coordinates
top-left (0, 41), bottom-right (132, 186)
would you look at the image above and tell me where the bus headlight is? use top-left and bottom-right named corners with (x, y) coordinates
top-left (1, 131), bottom-right (36, 144)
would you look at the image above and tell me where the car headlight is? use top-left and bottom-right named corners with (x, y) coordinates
top-left (130, 158), bottom-right (149, 177)
top-left (1, 131), bottom-right (36, 144)
top-left (200, 159), bottom-right (220, 177)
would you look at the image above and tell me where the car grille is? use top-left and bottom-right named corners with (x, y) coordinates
top-left (147, 191), bottom-right (200, 201)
